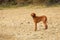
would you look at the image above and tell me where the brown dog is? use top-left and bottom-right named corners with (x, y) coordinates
top-left (31, 13), bottom-right (48, 31)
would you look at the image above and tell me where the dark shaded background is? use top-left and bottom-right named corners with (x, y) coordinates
top-left (0, 0), bottom-right (60, 6)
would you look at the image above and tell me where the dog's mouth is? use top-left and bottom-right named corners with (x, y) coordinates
top-left (31, 13), bottom-right (36, 17)
top-left (31, 15), bottom-right (36, 18)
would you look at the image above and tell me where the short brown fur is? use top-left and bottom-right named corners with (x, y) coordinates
top-left (31, 13), bottom-right (48, 31)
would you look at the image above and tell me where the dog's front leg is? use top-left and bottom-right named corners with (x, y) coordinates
top-left (35, 23), bottom-right (37, 31)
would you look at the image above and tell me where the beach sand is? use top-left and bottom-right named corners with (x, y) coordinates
top-left (0, 7), bottom-right (60, 40)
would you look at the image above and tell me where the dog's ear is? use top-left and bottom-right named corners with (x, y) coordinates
top-left (31, 13), bottom-right (36, 17)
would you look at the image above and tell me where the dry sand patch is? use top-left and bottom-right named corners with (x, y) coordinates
top-left (0, 7), bottom-right (60, 40)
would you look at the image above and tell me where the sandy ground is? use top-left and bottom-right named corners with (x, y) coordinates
top-left (0, 7), bottom-right (60, 40)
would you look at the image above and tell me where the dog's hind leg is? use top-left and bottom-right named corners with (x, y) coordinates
top-left (43, 21), bottom-right (48, 29)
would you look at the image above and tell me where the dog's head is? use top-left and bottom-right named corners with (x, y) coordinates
top-left (31, 13), bottom-right (36, 18)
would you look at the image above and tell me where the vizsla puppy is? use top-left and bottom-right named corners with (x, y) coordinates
top-left (31, 13), bottom-right (48, 31)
